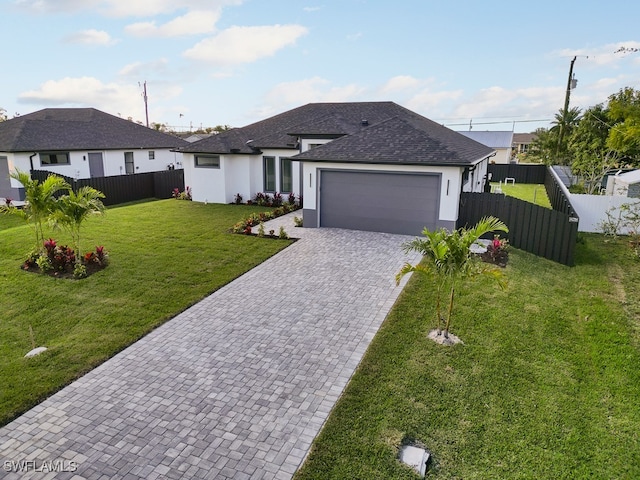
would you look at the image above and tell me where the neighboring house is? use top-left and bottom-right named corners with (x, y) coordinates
top-left (0, 108), bottom-right (187, 201)
top-left (458, 131), bottom-right (514, 164)
top-left (608, 169), bottom-right (640, 198)
top-left (181, 102), bottom-right (494, 236)
top-left (513, 132), bottom-right (536, 155)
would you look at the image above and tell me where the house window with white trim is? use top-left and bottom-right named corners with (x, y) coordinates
top-left (195, 155), bottom-right (220, 168)
top-left (40, 152), bottom-right (70, 165)
top-left (280, 158), bottom-right (292, 193)
top-left (263, 156), bottom-right (276, 192)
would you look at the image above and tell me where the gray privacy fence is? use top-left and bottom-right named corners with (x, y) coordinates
top-left (458, 166), bottom-right (579, 266)
top-left (488, 164), bottom-right (547, 184)
top-left (30, 169), bottom-right (185, 206)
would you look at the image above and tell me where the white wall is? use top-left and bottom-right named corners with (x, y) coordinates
top-left (6, 149), bottom-right (181, 180)
top-left (300, 161), bottom-right (463, 224)
top-left (570, 194), bottom-right (640, 234)
top-left (463, 159), bottom-right (488, 193)
top-left (489, 147), bottom-right (512, 165)
top-left (184, 153), bottom-right (229, 204)
top-left (185, 148), bottom-right (302, 204)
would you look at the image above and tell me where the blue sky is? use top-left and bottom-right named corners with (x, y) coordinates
top-left (3, 0), bottom-right (640, 133)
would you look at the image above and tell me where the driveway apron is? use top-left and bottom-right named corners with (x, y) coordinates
top-left (0, 218), bottom-right (420, 479)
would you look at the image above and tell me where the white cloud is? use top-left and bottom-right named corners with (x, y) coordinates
top-left (183, 24), bottom-right (308, 65)
top-left (380, 75), bottom-right (422, 92)
top-left (14, 0), bottom-right (241, 17)
top-left (125, 10), bottom-right (220, 37)
top-left (103, 0), bottom-right (241, 17)
top-left (13, 0), bottom-right (99, 13)
top-left (118, 58), bottom-right (170, 78)
top-left (555, 41), bottom-right (640, 68)
top-left (63, 29), bottom-right (117, 45)
top-left (303, 6), bottom-right (322, 12)
top-left (17, 76), bottom-right (182, 121)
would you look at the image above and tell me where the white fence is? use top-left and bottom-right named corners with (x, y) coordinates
top-left (570, 193), bottom-right (640, 234)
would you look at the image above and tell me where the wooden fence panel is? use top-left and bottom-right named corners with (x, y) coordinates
top-left (458, 192), bottom-right (577, 266)
top-left (30, 169), bottom-right (185, 206)
top-left (488, 164), bottom-right (546, 184)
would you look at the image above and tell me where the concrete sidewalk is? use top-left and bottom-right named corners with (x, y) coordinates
top-left (0, 218), bottom-right (419, 479)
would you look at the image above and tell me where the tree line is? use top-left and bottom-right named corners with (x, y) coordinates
top-left (527, 87), bottom-right (640, 193)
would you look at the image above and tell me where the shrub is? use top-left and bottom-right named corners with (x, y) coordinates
top-left (173, 186), bottom-right (192, 200)
top-left (234, 193), bottom-right (243, 204)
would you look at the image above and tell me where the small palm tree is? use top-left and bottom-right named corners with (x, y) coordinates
top-left (52, 186), bottom-right (106, 261)
top-left (396, 216), bottom-right (509, 342)
top-left (2, 169), bottom-right (70, 251)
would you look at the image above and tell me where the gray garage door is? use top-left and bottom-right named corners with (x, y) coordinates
top-left (319, 170), bottom-right (440, 235)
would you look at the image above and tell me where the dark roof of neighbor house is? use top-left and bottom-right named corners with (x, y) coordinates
top-left (0, 108), bottom-right (188, 152)
top-left (457, 131), bottom-right (514, 149)
top-left (513, 133), bottom-right (536, 144)
top-left (179, 101), bottom-right (494, 166)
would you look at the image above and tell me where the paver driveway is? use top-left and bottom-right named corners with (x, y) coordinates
top-left (0, 215), bottom-right (420, 479)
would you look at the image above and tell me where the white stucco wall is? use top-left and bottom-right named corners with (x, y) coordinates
top-left (183, 153), bottom-right (228, 204)
top-left (299, 161), bottom-right (463, 224)
top-left (6, 149), bottom-right (181, 181)
top-left (489, 147), bottom-right (513, 165)
top-left (185, 148), bottom-right (301, 204)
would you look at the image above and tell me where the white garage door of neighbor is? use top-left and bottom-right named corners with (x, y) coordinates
top-left (319, 170), bottom-right (440, 235)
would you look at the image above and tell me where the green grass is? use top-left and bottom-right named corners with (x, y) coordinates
top-left (294, 235), bottom-right (640, 479)
top-left (0, 199), bottom-right (291, 426)
top-left (492, 183), bottom-right (552, 208)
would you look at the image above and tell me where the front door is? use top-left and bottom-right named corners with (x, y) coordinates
top-left (124, 152), bottom-right (134, 174)
top-left (88, 152), bottom-right (104, 178)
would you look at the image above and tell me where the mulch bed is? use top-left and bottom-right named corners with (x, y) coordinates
top-left (22, 262), bottom-right (107, 280)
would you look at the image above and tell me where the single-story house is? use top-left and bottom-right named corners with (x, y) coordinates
top-left (513, 132), bottom-right (536, 155)
top-left (0, 108), bottom-right (188, 201)
top-left (458, 131), bottom-right (514, 164)
top-left (180, 101), bottom-right (494, 236)
top-left (608, 169), bottom-right (640, 198)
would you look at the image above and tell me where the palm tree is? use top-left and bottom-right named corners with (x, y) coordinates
top-left (52, 186), bottom-right (106, 261)
top-left (396, 216), bottom-right (508, 342)
top-left (3, 169), bottom-right (70, 251)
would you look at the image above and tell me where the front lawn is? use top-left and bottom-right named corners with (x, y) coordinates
top-left (295, 234), bottom-right (640, 479)
top-left (0, 200), bottom-right (291, 426)
top-left (492, 182), bottom-right (552, 208)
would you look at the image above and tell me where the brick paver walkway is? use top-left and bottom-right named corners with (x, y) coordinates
top-left (0, 215), bottom-right (420, 479)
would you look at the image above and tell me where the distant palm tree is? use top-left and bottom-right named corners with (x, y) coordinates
top-left (553, 107), bottom-right (582, 164)
top-left (3, 169), bottom-right (70, 251)
top-left (396, 217), bottom-right (508, 342)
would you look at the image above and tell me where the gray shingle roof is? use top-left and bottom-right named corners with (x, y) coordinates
top-left (0, 108), bottom-right (188, 152)
top-left (291, 116), bottom-right (494, 166)
top-left (178, 101), bottom-right (494, 166)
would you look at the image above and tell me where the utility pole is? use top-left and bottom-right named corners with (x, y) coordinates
top-left (556, 56), bottom-right (577, 160)
top-left (140, 81), bottom-right (149, 128)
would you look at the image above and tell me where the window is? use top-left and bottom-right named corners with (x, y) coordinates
top-left (309, 143), bottom-right (323, 149)
top-left (263, 156), bottom-right (276, 192)
top-left (280, 158), bottom-right (293, 193)
top-left (195, 155), bottom-right (220, 168)
top-left (40, 152), bottom-right (69, 165)
top-left (148, 150), bottom-right (155, 160)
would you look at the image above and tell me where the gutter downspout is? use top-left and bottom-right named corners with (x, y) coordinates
top-left (29, 152), bottom-right (37, 171)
